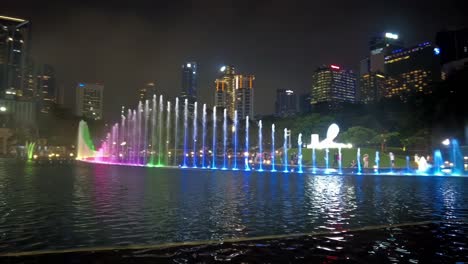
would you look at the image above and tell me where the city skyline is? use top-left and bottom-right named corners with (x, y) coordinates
top-left (2, 0), bottom-right (467, 119)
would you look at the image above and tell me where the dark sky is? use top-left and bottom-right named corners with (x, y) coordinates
top-left (3, 0), bottom-right (467, 121)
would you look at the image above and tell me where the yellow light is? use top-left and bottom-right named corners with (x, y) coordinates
top-left (69, 153), bottom-right (74, 157)
top-left (33, 154), bottom-right (38, 159)
top-left (0, 16), bottom-right (26, 22)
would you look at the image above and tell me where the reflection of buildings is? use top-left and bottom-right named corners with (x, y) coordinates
top-left (75, 83), bottom-right (104, 120)
top-left (384, 42), bottom-right (441, 100)
top-left (0, 15), bottom-right (31, 97)
top-left (214, 66), bottom-right (254, 120)
top-left (311, 65), bottom-right (356, 108)
top-left (138, 82), bottom-right (156, 102)
top-left (275, 89), bottom-right (298, 117)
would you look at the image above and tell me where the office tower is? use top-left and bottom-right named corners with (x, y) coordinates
top-left (275, 89), bottom-right (298, 117)
top-left (384, 42), bottom-right (441, 100)
top-left (138, 82), bottom-right (156, 102)
top-left (214, 65), bottom-right (254, 120)
top-left (36, 64), bottom-right (56, 113)
top-left (369, 32), bottom-right (404, 73)
top-left (358, 72), bottom-right (386, 103)
top-left (311, 65), bottom-right (356, 108)
top-left (181, 62), bottom-right (198, 102)
top-left (0, 15), bottom-right (31, 96)
top-left (299, 93), bottom-right (312, 114)
top-left (75, 83), bottom-right (104, 120)
top-left (435, 27), bottom-right (468, 77)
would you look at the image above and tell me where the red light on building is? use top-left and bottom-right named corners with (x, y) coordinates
top-left (330, 65), bottom-right (340, 70)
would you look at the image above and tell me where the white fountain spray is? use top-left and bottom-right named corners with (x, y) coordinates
top-left (165, 101), bottom-right (171, 165)
top-left (192, 102), bottom-right (198, 167)
top-left (233, 110), bottom-right (238, 170)
top-left (212, 106), bottom-right (217, 169)
top-left (271, 124), bottom-right (276, 172)
top-left (158, 95), bottom-right (164, 165)
top-left (173, 97), bottom-right (179, 166)
top-left (244, 116), bottom-right (250, 171)
top-left (222, 108), bottom-right (227, 170)
top-left (283, 128), bottom-right (288, 172)
top-left (202, 104), bottom-right (206, 168)
top-left (298, 133), bottom-right (303, 173)
top-left (258, 120), bottom-right (263, 171)
top-left (182, 99), bottom-right (188, 167)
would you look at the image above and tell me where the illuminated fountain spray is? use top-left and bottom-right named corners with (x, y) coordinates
top-left (283, 128), bottom-right (288, 172)
top-left (406, 156), bottom-right (410, 173)
top-left (312, 146), bottom-right (316, 173)
top-left (222, 108), bottom-right (227, 170)
top-left (325, 148), bottom-right (329, 171)
top-left (143, 100), bottom-right (149, 164)
top-left (244, 116), bottom-right (250, 171)
top-left (137, 102), bottom-right (142, 164)
top-left (150, 96), bottom-right (157, 164)
top-left (212, 106), bottom-right (217, 169)
top-left (77, 120), bottom-right (96, 160)
top-left (375, 151), bottom-right (380, 174)
top-left (192, 102), bottom-right (198, 167)
top-left (433, 149), bottom-right (443, 175)
top-left (233, 110), bottom-right (238, 170)
top-left (158, 95), bottom-right (164, 165)
top-left (258, 120), bottom-right (263, 171)
top-left (450, 139), bottom-right (463, 175)
top-left (165, 101), bottom-right (171, 165)
top-left (338, 147), bottom-right (342, 174)
top-left (182, 99), bottom-right (188, 168)
top-left (357, 148), bottom-right (362, 173)
top-left (297, 133), bottom-right (303, 173)
top-left (26, 141), bottom-right (36, 161)
top-left (271, 124), bottom-right (276, 172)
top-left (202, 104), bottom-right (207, 168)
top-left (120, 115), bottom-right (126, 162)
top-left (173, 98), bottom-right (179, 166)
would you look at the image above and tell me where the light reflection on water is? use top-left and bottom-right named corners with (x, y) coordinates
top-left (0, 160), bottom-right (466, 253)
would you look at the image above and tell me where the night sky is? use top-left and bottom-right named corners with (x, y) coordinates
top-left (3, 0), bottom-right (466, 121)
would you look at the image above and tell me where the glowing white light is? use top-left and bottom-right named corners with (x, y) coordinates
top-left (306, 123), bottom-right (352, 149)
top-left (0, 106), bottom-right (6, 112)
top-left (385, 32), bottom-right (399, 39)
top-left (442, 139), bottom-right (450, 146)
top-left (220, 66), bottom-right (226, 72)
top-left (186, 63), bottom-right (191, 68)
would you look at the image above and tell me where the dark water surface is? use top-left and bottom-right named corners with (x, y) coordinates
top-left (0, 160), bottom-right (466, 256)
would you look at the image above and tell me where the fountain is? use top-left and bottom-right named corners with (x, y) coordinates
top-left (325, 148), bottom-right (329, 171)
top-left (244, 116), bottom-right (250, 171)
top-left (233, 110), bottom-right (238, 170)
top-left (77, 120), bottom-right (96, 160)
top-left (357, 148), bottom-right (362, 174)
top-left (173, 98), bottom-right (179, 166)
top-left (212, 106), bottom-right (217, 169)
top-left (165, 101), bottom-right (171, 165)
top-left (433, 150), bottom-right (443, 175)
top-left (192, 102), bottom-right (198, 168)
top-left (271, 124), bottom-right (276, 172)
top-left (283, 128), bottom-right (288, 172)
top-left (158, 96), bottom-right (164, 165)
top-left (222, 108), bottom-right (227, 170)
top-left (375, 151), bottom-right (380, 174)
top-left (297, 133), bottom-right (303, 173)
top-left (258, 120), bottom-right (263, 171)
top-left (338, 147), bottom-right (342, 174)
top-left (202, 104), bottom-right (207, 168)
top-left (26, 141), bottom-right (36, 160)
top-left (312, 146), bottom-right (316, 173)
top-left (406, 156), bottom-right (410, 173)
top-left (450, 139), bottom-right (463, 175)
top-left (182, 99), bottom-right (188, 168)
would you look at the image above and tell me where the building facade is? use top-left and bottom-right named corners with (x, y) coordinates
top-left (384, 42), bottom-right (441, 100)
top-left (435, 27), bottom-right (468, 78)
top-left (0, 15), bottom-right (31, 97)
top-left (138, 82), bottom-right (156, 102)
top-left (358, 72), bottom-right (386, 103)
top-left (181, 62), bottom-right (198, 102)
top-left (275, 89), bottom-right (298, 117)
top-left (214, 66), bottom-right (254, 120)
top-left (311, 65), bottom-right (356, 107)
top-left (75, 83), bottom-right (104, 120)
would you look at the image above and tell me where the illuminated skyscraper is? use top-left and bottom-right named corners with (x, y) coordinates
top-left (181, 61), bottom-right (198, 102)
top-left (0, 15), bottom-right (31, 97)
top-left (369, 32), bottom-right (404, 73)
top-left (275, 89), bottom-right (298, 117)
top-left (138, 82), bottom-right (156, 102)
top-left (311, 65), bottom-right (356, 107)
top-left (358, 72), bottom-right (386, 103)
top-left (384, 42), bottom-right (441, 100)
top-left (214, 65), bottom-right (254, 120)
top-left (75, 83), bottom-right (104, 120)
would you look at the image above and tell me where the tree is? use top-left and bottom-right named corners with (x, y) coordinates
top-left (340, 126), bottom-right (377, 146)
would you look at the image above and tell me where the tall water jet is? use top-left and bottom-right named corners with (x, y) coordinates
top-left (244, 116), bottom-right (250, 171)
top-left (338, 147), bottom-right (342, 174)
top-left (212, 106), bottom-right (217, 169)
top-left (143, 100), bottom-right (149, 164)
top-left (182, 99), bottom-right (188, 168)
top-left (150, 95), bottom-right (157, 165)
top-left (137, 102), bottom-right (143, 164)
top-left (233, 110), bottom-right (238, 170)
top-left (357, 148), bottom-right (362, 173)
top-left (450, 139), bottom-right (463, 175)
top-left (406, 155), bottom-right (410, 173)
top-left (192, 102), bottom-right (198, 168)
top-left (26, 141), bottom-right (36, 160)
top-left (297, 133), bottom-right (303, 173)
top-left (375, 151), bottom-right (380, 174)
top-left (120, 115), bottom-right (126, 163)
top-left (77, 120), bottom-right (96, 160)
top-left (165, 101), bottom-right (171, 165)
top-left (325, 148), bottom-right (329, 171)
top-left (202, 104), bottom-right (207, 168)
top-left (271, 124), bottom-right (276, 172)
top-left (258, 120), bottom-right (263, 171)
top-left (283, 128), bottom-right (288, 172)
top-left (433, 149), bottom-right (443, 175)
top-left (222, 108), bottom-right (228, 170)
top-left (173, 98), bottom-right (179, 166)
top-left (158, 95), bottom-right (164, 165)
top-left (312, 147), bottom-right (316, 173)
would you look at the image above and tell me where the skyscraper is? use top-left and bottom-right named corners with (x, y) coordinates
top-left (384, 42), bottom-right (441, 100)
top-left (368, 32), bottom-right (404, 73)
top-left (275, 89), bottom-right (298, 117)
top-left (435, 27), bottom-right (468, 77)
top-left (0, 15), bottom-right (31, 97)
top-left (311, 65), bottom-right (356, 108)
top-left (358, 72), bottom-right (386, 103)
top-left (214, 65), bottom-right (254, 120)
top-left (181, 62), bottom-right (198, 102)
top-left (75, 83), bottom-right (104, 120)
top-left (138, 82), bottom-right (156, 102)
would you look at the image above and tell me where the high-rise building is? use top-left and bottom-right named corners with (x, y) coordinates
top-left (275, 89), bottom-right (298, 117)
top-left (358, 72), bottom-right (386, 103)
top-left (435, 27), bottom-right (468, 77)
top-left (368, 32), bottom-right (404, 73)
top-left (214, 65), bottom-right (254, 120)
top-left (75, 83), bottom-right (104, 120)
top-left (138, 82), bottom-right (156, 102)
top-left (311, 65), bottom-right (356, 107)
top-left (0, 15), bottom-right (31, 97)
top-left (36, 64), bottom-right (56, 113)
top-left (181, 61), bottom-right (198, 102)
top-left (384, 42), bottom-right (441, 100)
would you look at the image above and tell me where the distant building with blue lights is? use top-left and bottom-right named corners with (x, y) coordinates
top-left (75, 83), bottom-right (104, 120)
